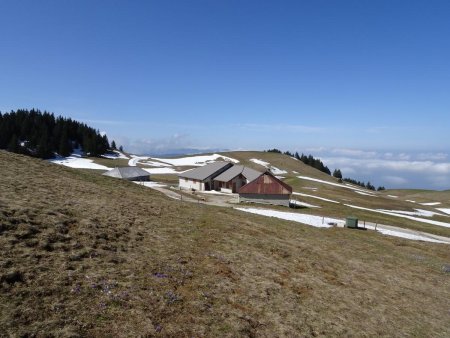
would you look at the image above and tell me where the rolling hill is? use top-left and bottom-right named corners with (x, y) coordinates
top-left (1, 150), bottom-right (450, 336)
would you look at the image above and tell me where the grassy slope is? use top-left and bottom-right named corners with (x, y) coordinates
top-left (1, 150), bottom-right (450, 337)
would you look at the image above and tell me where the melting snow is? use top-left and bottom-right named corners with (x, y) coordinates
top-left (292, 192), bottom-right (340, 204)
top-left (298, 176), bottom-right (376, 195)
top-left (290, 200), bottom-right (320, 208)
top-left (387, 195), bottom-right (398, 198)
top-left (419, 202), bottom-right (441, 206)
top-left (249, 158), bottom-right (270, 167)
top-left (406, 200), bottom-right (416, 203)
top-left (150, 154), bottom-right (239, 166)
top-left (363, 224), bottom-right (448, 244)
top-left (142, 168), bottom-right (183, 175)
top-left (133, 181), bottom-right (167, 188)
top-left (249, 159), bottom-right (287, 175)
top-left (355, 191), bottom-right (377, 197)
top-left (436, 208), bottom-right (450, 215)
top-left (236, 207), bottom-right (448, 244)
top-left (50, 155), bottom-right (111, 170)
top-left (345, 204), bottom-right (450, 228)
top-left (379, 209), bottom-right (447, 217)
top-left (101, 150), bottom-right (129, 160)
top-left (235, 208), bottom-right (342, 228)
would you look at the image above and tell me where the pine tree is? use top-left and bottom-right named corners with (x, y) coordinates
top-left (111, 140), bottom-right (116, 149)
top-left (333, 169), bottom-right (343, 179)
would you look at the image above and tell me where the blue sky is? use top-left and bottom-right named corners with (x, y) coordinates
top-left (1, 1), bottom-right (449, 188)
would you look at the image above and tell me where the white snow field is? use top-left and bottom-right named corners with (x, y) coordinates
top-left (235, 208), bottom-right (449, 244)
top-left (290, 200), bottom-right (320, 208)
top-left (249, 158), bottom-right (288, 175)
top-left (101, 150), bottom-right (129, 160)
top-left (142, 168), bottom-right (182, 175)
top-left (128, 153), bottom-right (238, 169)
top-left (345, 204), bottom-right (450, 228)
top-left (51, 155), bottom-right (111, 170)
top-left (378, 209), bottom-right (448, 217)
top-left (249, 158), bottom-right (270, 167)
top-left (235, 208), bottom-right (342, 228)
top-left (132, 181), bottom-right (167, 188)
top-left (292, 192), bottom-right (340, 204)
top-left (151, 154), bottom-right (239, 166)
top-left (437, 208), bottom-right (450, 215)
top-left (297, 176), bottom-right (376, 195)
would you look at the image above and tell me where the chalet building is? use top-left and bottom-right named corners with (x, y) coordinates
top-left (103, 167), bottom-right (150, 181)
top-left (213, 165), bottom-right (262, 193)
top-left (238, 171), bottom-right (292, 206)
top-left (178, 162), bottom-right (233, 191)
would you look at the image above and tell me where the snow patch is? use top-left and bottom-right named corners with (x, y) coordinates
top-left (355, 191), bottom-right (376, 197)
top-left (363, 224), bottom-right (448, 244)
top-left (249, 158), bottom-right (270, 167)
top-left (387, 195), bottom-right (398, 198)
top-left (235, 208), bottom-right (342, 228)
top-left (406, 200), bottom-right (416, 203)
top-left (142, 168), bottom-right (183, 175)
top-left (436, 208), bottom-right (450, 215)
top-left (150, 153), bottom-right (239, 167)
top-left (298, 176), bottom-right (376, 195)
top-left (133, 181), bottom-right (167, 188)
top-left (419, 202), bottom-right (441, 206)
top-left (101, 150), bottom-right (129, 160)
top-left (345, 204), bottom-right (450, 228)
top-left (290, 200), bottom-right (320, 208)
top-left (50, 156), bottom-right (111, 170)
top-left (292, 192), bottom-right (340, 204)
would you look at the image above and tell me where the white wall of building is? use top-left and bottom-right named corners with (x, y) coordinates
top-left (179, 178), bottom-right (204, 191)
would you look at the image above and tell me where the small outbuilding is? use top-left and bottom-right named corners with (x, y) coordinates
top-left (213, 165), bottom-right (262, 193)
top-left (103, 167), bottom-right (150, 181)
top-left (238, 171), bottom-right (292, 207)
top-left (178, 161), bottom-right (233, 191)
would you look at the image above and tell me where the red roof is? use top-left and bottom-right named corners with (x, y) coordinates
top-left (238, 171), bottom-right (292, 195)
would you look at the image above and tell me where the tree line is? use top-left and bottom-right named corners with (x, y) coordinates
top-left (0, 109), bottom-right (113, 159)
top-left (266, 148), bottom-right (386, 190)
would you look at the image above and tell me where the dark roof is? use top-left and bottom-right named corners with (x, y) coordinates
top-left (103, 167), bottom-right (150, 179)
top-left (214, 165), bottom-right (262, 183)
top-left (239, 171), bottom-right (292, 195)
top-left (178, 162), bottom-right (233, 181)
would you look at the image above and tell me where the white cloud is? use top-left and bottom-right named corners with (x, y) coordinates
top-left (382, 176), bottom-right (409, 185)
top-left (416, 152), bottom-right (448, 161)
top-left (330, 148), bottom-right (377, 158)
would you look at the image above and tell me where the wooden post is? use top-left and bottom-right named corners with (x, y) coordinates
top-left (375, 223), bottom-right (377, 231)
top-left (364, 220), bottom-right (366, 229)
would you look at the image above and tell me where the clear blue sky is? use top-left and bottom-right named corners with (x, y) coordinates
top-left (1, 1), bottom-right (449, 188)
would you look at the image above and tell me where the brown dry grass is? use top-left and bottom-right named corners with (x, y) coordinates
top-left (1, 150), bottom-right (450, 337)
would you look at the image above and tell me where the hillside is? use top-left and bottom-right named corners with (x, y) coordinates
top-left (90, 150), bottom-right (450, 238)
top-left (1, 150), bottom-right (450, 337)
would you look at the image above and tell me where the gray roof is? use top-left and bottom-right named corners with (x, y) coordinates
top-left (103, 167), bottom-right (150, 179)
top-left (214, 165), bottom-right (262, 183)
top-left (178, 162), bottom-right (232, 181)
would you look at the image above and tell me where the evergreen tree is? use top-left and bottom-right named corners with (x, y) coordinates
top-left (333, 169), bottom-right (343, 179)
top-left (111, 140), bottom-right (116, 149)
